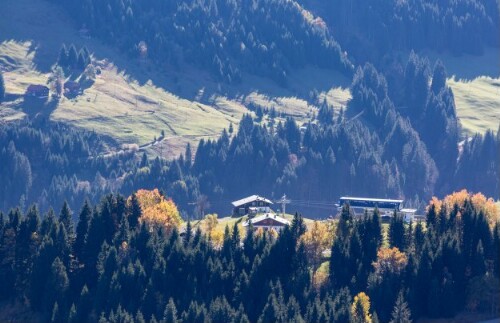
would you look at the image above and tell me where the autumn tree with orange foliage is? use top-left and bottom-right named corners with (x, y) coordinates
top-left (131, 189), bottom-right (182, 233)
top-left (428, 189), bottom-right (499, 227)
top-left (373, 247), bottom-right (408, 276)
top-left (368, 247), bottom-right (409, 322)
top-left (300, 221), bottom-right (333, 270)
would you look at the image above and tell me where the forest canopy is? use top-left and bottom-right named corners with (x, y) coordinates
top-left (0, 190), bottom-right (498, 322)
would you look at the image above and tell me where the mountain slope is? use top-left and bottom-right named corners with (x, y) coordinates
top-left (0, 0), bottom-right (351, 157)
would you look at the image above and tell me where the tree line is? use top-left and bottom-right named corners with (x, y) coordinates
top-left (303, 0), bottom-right (500, 64)
top-left (0, 190), bottom-right (498, 322)
top-left (49, 0), bottom-right (353, 85)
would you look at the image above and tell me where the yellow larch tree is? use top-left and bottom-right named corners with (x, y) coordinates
top-left (428, 189), bottom-right (499, 227)
top-left (351, 292), bottom-right (372, 323)
top-left (300, 221), bottom-right (333, 270)
top-left (132, 189), bottom-right (182, 233)
top-left (373, 247), bottom-right (408, 276)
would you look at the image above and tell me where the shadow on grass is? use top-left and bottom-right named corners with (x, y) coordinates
top-left (21, 96), bottom-right (59, 121)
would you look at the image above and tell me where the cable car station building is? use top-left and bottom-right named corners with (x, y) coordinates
top-left (337, 196), bottom-right (417, 222)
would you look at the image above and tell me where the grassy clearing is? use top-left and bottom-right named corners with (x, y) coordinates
top-left (448, 76), bottom-right (500, 135)
top-left (417, 48), bottom-right (500, 135)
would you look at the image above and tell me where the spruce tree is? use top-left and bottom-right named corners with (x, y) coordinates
top-left (58, 44), bottom-right (69, 67)
top-left (389, 210), bottom-right (405, 250)
top-left (128, 193), bottom-right (142, 230)
top-left (414, 221), bottom-right (425, 254)
top-left (430, 60), bottom-right (446, 94)
top-left (0, 71), bottom-right (5, 103)
top-left (51, 302), bottom-right (61, 323)
top-left (163, 298), bottom-right (179, 323)
top-left (493, 222), bottom-right (500, 276)
top-left (45, 257), bottom-right (69, 313)
top-left (184, 143), bottom-right (192, 169)
top-left (389, 292), bottom-right (412, 323)
top-left (184, 220), bottom-right (192, 245)
top-left (59, 201), bottom-right (74, 240)
top-left (74, 200), bottom-right (92, 260)
top-left (77, 51), bottom-right (87, 70)
top-left (67, 44), bottom-right (78, 68)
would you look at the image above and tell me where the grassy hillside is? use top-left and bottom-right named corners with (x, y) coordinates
top-left (0, 0), bottom-right (496, 159)
top-left (448, 76), bottom-right (500, 135)
top-left (422, 48), bottom-right (500, 135)
top-left (0, 0), bottom-right (350, 157)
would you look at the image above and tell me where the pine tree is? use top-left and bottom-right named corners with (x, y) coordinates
top-left (184, 220), bottom-right (192, 245)
top-left (0, 71), bottom-right (5, 103)
top-left (51, 302), bottom-right (61, 323)
top-left (81, 46), bottom-right (91, 65)
top-left (337, 204), bottom-right (354, 240)
top-left (58, 44), bottom-right (69, 67)
top-left (389, 210), bottom-right (405, 250)
top-left (184, 143), bottom-right (192, 169)
top-left (291, 212), bottom-right (306, 239)
top-left (140, 152), bottom-right (149, 168)
top-left (77, 50), bottom-right (87, 70)
top-left (68, 303), bottom-right (77, 323)
top-left (128, 193), bottom-right (142, 230)
top-left (76, 285), bottom-right (91, 323)
top-left (59, 201), bottom-right (74, 240)
top-left (430, 60), bottom-right (446, 94)
top-left (472, 240), bottom-right (486, 276)
top-left (45, 257), bottom-right (69, 313)
top-left (114, 215), bottom-right (130, 246)
top-left (493, 222), bottom-right (500, 277)
top-left (414, 221), bottom-right (425, 254)
top-left (74, 200), bottom-right (92, 260)
top-left (163, 298), bottom-right (179, 323)
top-left (389, 292), bottom-right (412, 323)
top-left (15, 205), bottom-right (41, 296)
top-left (67, 44), bottom-right (78, 68)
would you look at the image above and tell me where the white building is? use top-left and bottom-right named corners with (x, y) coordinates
top-left (242, 213), bottom-right (290, 231)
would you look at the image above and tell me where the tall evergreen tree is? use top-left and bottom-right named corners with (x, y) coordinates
top-left (74, 200), bottom-right (92, 260)
top-left (0, 71), bottom-right (5, 103)
top-left (67, 44), bottom-right (78, 68)
top-left (58, 44), bottom-right (69, 67)
top-left (128, 193), bottom-right (142, 230)
top-left (45, 257), bottom-right (69, 313)
top-left (389, 292), bottom-right (412, 323)
top-left (163, 298), bottom-right (179, 323)
top-left (389, 210), bottom-right (405, 250)
top-left (59, 201), bottom-right (74, 240)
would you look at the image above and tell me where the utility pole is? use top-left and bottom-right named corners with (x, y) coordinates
top-left (276, 194), bottom-right (291, 217)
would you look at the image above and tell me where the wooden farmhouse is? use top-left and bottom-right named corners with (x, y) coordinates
top-left (242, 213), bottom-right (290, 231)
top-left (231, 195), bottom-right (273, 216)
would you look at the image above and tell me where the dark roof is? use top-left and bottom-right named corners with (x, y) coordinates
top-left (339, 196), bottom-right (403, 210)
top-left (232, 195), bottom-right (273, 207)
